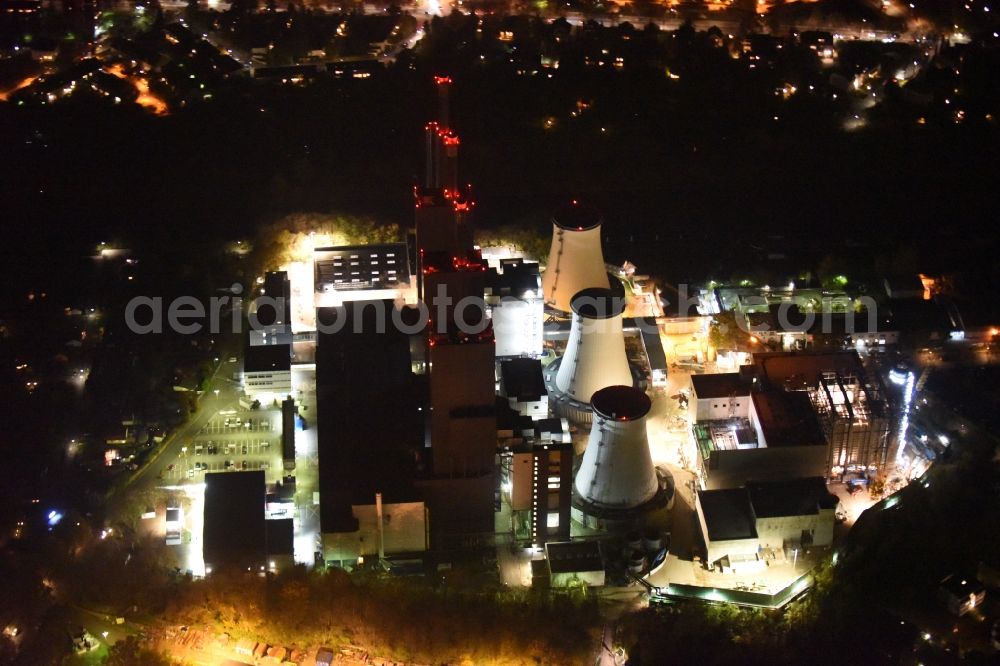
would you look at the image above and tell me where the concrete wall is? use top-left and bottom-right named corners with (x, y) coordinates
top-left (696, 491), bottom-right (760, 565)
top-left (694, 396), bottom-right (751, 422)
top-left (243, 370), bottom-right (292, 399)
top-left (510, 452), bottom-right (534, 511)
top-left (755, 507), bottom-right (835, 550)
top-left (416, 474), bottom-right (496, 544)
top-left (813, 508), bottom-right (835, 547)
top-left (705, 537), bottom-right (760, 567)
top-left (321, 501), bottom-right (428, 561)
top-left (352, 501), bottom-right (428, 555)
top-left (492, 297), bottom-right (543, 358)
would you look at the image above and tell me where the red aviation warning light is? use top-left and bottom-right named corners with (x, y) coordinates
top-left (415, 75), bottom-right (476, 211)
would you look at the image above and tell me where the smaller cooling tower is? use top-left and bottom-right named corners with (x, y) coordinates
top-left (554, 287), bottom-right (632, 408)
top-left (574, 387), bottom-right (659, 514)
top-left (541, 202), bottom-right (611, 314)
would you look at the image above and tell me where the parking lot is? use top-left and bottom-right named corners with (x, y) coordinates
top-left (158, 410), bottom-right (283, 483)
top-left (192, 439), bottom-right (272, 456)
top-left (198, 415), bottom-right (273, 434)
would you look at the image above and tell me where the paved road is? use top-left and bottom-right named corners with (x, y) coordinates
top-left (107, 354), bottom-right (240, 519)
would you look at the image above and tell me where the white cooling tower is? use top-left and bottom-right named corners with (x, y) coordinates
top-left (574, 386), bottom-right (658, 510)
top-left (555, 287), bottom-right (632, 406)
top-left (541, 202), bottom-right (611, 314)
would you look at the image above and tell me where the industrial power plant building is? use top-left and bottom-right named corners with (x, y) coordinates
top-left (203, 471), bottom-right (295, 575)
top-left (696, 477), bottom-right (838, 573)
top-left (313, 243), bottom-right (413, 308)
top-left (315, 303), bottom-right (428, 564)
top-left (249, 270), bottom-right (293, 347)
top-left (486, 259), bottom-right (544, 359)
top-left (689, 350), bottom-right (893, 486)
top-left (242, 342), bottom-right (292, 403)
top-left (690, 370), bottom-right (828, 490)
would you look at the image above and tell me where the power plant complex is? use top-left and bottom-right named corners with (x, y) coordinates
top-left (298, 77), bottom-right (676, 577)
top-left (213, 77), bottom-right (876, 601)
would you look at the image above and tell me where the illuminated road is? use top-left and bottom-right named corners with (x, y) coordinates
top-left (107, 351), bottom-right (240, 521)
top-left (0, 76), bottom-right (38, 101)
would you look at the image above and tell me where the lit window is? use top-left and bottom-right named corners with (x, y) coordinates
top-left (547, 512), bottom-right (559, 528)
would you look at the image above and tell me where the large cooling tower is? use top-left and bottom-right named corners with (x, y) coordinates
top-left (574, 386), bottom-right (658, 510)
top-left (555, 287), bottom-right (632, 406)
top-left (541, 202), bottom-right (611, 314)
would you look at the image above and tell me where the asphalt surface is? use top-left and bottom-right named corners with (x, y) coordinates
top-left (107, 355), bottom-right (240, 518)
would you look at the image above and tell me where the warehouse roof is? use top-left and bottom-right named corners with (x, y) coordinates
top-left (264, 518), bottom-right (294, 556)
top-left (698, 488), bottom-right (757, 542)
top-left (690, 373), bottom-right (751, 400)
top-left (746, 477), bottom-right (838, 518)
top-left (750, 390), bottom-right (826, 448)
top-left (204, 471), bottom-right (266, 568)
top-left (244, 342), bottom-right (290, 373)
top-left (500, 357), bottom-right (546, 402)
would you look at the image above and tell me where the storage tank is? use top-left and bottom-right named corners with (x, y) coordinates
top-left (574, 386), bottom-right (658, 511)
top-left (626, 550), bottom-right (647, 574)
top-left (540, 202), bottom-right (611, 314)
top-left (642, 528), bottom-right (663, 553)
top-left (554, 288), bottom-right (632, 408)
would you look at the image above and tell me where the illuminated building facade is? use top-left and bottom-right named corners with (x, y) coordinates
top-left (242, 342), bottom-right (292, 403)
top-left (506, 439), bottom-right (572, 546)
top-left (313, 243), bottom-right (412, 307)
top-left (752, 351), bottom-right (892, 476)
top-left (486, 259), bottom-right (544, 358)
top-left (696, 477), bottom-right (837, 573)
top-left (690, 351), bottom-right (892, 485)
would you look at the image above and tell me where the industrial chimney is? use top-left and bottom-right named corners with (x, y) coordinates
top-left (573, 385), bottom-right (660, 527)
top-left (540, 202), bottom-right (611, 314)
top-left (549, 286), bottom-right (632, 422)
